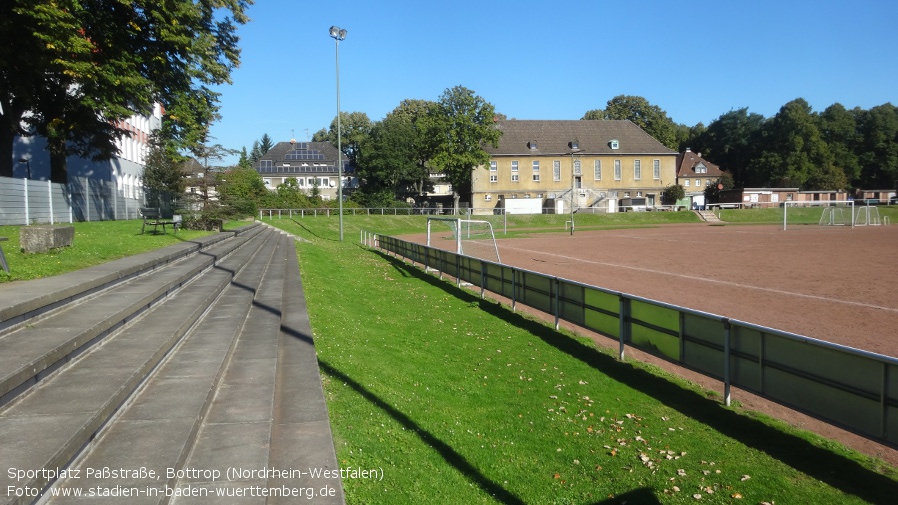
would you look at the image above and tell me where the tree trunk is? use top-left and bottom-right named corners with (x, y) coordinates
top-left (48, 136), bottom-right (68, 184)
top-left (0, 126), bottom-right (14, 178)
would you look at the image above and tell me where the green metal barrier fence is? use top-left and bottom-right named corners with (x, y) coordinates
top-left (363, 231), bottom-right (898, 448)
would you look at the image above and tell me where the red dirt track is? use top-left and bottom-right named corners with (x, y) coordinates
top-left (402, 223), bottom-right (898, 465)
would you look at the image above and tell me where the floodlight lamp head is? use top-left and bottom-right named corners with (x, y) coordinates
top-left (329, 26), bottom-right (346, 41)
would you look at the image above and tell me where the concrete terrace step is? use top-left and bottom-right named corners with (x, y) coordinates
top-left (0, 226), bottom-right (280, 504)
top-left (0, 225), bottom-right (344, 505)
top-left (0, 223), bottom-right (267, 407)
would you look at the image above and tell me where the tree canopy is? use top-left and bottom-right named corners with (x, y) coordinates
top-left (0, 0), bottom-right (250, 182)
top-left (583, 95), bottom-right (678, 149)
top-left (429, 86), bottom-right (502, 212)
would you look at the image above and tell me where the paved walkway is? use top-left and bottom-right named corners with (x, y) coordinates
top-left (0, 223), bottom-right (344, 504)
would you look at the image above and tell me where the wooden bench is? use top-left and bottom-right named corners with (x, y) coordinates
top-left (139, 208), bottom-right (181, 235)
top-left (0, 237), bottom-right (8, 273)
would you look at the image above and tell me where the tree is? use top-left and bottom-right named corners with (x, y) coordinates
top-left (697, 108), bottom-right (766, 187)
top-left (355, 99), bottom-right (438, 205)
top-left (218, 165), bottom-right (267, 217)
top-left (429, 86), bottom-right (502, 213)
top-left (703, 173), bottom-right (735, 204)
top-left (190, 142), bottom-right (237, 212)
top-left (818, 104), bottom-right (862, 186)
top-left (326, 111), bottom-right (372, 167)
top-left (856, 103), bottom-right (898, 190)
top-left (0, 0), bottom-right (249, 182)
top-left (259, 133), bottom-right (274, 154)
top-left (661, 184), bottom-right (686, 205)
top-left (748, 98), bottom-right (840, 189)
top-left (142, 135), bottom-right (187, 210)
top-left (583, 95), bottom-right (678, 149)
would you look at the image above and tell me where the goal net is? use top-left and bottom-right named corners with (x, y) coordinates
top-left (782, 200), bottom-right (855, 230)
top-left (427, 218), bottom-right (501, 264)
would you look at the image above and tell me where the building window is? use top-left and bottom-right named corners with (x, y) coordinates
top-left (553, 160), bottom-right (561, 181)
top-left (695, 179), bottom-right (700, 187)
top-left (532, 161), bottom-right (540, 182)
top-left (653, 159), bottom-right (660, 180)
top-left (490, 161), bottom-right (498, 183)
top-left (614, 160), bottom-right (621, 180)
top-left (260, 160), bottom-right (273, 171)
top-left (634, 160), bottom-right (641, 180)
top-left (511, 161), bottom-right (519, 182)
top-left (594, 160), bottom-right (602, 180)
top-left (684, 179), bottom-right (690, 187)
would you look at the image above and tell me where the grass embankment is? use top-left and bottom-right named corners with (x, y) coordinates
top-left (0, 220), bottom-right (238, 282)
top-left (276, 215), bottom-right (898, 505)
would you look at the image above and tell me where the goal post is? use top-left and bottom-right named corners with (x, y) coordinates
top-left (427, 217), bottom-right (501, 263)
top-left (782, 200), bottom-right (855, 230)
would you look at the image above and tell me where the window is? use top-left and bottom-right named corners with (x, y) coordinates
top-left (490, 161), bottom-right (498, 183)
top-left (609, 139), bottom-right (620, 149)
top-left (532, 161), bottom-right (540, 182)
top-left (484, 194), bottom-right (492, 201)
top-left (260, 160), bottom-right (273, 171)
top-left (574, 159), bottom-right (581, 176)
top-left (614, 160), bottom-right (621, 180)
top-left (634, 160), bottom-right (641, 180)
top-left (695, 179), bottom-right (700, 187)
top-left (653, 159), bottom-right (660, 180)
top-left (297, 178), bottom-right (305, 187)
top-left (553, 160), bottom-right (561, 181)
top-left (511, 161), bottom-right (519, 182)
top-left (594, 160), bottom-right (602, 180)
top-left (684, 179), bottom-right (690, 187)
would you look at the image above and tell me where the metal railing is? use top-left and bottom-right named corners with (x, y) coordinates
top-left (364, 232), bottom-right (898, 448)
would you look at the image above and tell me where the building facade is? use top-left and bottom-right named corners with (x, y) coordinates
top-left (675, 148), bottom-right (728, 209)
top-left (472, 120), bottom-right (678, 214)
top-left (253, 140), bottom-right (355, 200)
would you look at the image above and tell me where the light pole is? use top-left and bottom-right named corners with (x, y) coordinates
top-left (17, 158), bottom-right (31, 179)
top-left (569, 143), bottom-right (582, 235)
top-left (329, 25), bottom-right (347, 241)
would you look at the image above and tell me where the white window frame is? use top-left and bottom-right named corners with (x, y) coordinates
top-left (553, 160), bottom-right (561, 181)
top-left (614, 160), bottom-right (621, 180)
top-left (490, 161), bottom-right (498, 183)
top-left (511, 161), bottom-right (519, 182)
top-left (653, 159), bottom-right (660, 180)
top-left (594, 160), bottom-right (602, 180)
top-left (532, 160), bottom-right (540, 182)
top-left (634, 160), bottom-right (641, 180)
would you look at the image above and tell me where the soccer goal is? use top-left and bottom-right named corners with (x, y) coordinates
top-left (427, 217), bottom-right (501, 263)
top-left (782, 200), bottom-right (855, 230)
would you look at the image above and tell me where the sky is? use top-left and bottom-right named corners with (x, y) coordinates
top-left (208, 0), bottom-right (898, 165)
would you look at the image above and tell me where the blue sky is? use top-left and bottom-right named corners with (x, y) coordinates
top-left (208, 0), bottom-right (897, 164)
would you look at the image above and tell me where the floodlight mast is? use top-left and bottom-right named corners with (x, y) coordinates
top-left (329, 26), bottom-right (347, 240)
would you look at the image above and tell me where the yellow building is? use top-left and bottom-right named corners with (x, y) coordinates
top-left (472, 120), bottom-right (678, 214)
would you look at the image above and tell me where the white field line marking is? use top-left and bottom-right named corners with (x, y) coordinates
top-left (500, 244), bottom-right (898, 314)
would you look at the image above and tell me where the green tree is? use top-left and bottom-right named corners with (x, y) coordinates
top-left (259, 133), bottom-right (274, 154)
top-left (0, 0), bottom-right (249, 182)
top-left (697, 108), bottom-right (766, 187)
top-left (142, 135), bottom-right (187, 210)
top-left (703, 172), bottom-right (735, 204)
top-left (218, 165), bottom-right (267, 216)
top-left (584, 95), bottom-right (678, 149)
top-left (748, 98), bottom-right (841, 189)
top-left (326, 111), bottom-right (372, 166)
top-left (856, 103), bottom-right (898, 189)
top-left (429, 86), bottom-right (501, 213)
top-left (818, 103), bottom-right (862, 187)
top-left (355, 99), bottom-right (438, 205)
top-left (661, 184), bottom-right (686, 205)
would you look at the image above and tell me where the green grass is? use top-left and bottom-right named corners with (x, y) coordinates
top-left (278, 216), bottom-right (898, 505)
top-left (0, 220), bottom-right (237, 282)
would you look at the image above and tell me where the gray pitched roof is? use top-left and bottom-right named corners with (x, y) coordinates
top-left (486, 120), bottom-right (677, 156)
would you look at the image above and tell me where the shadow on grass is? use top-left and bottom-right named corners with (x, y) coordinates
top-left (372, 250), bottom-right (898, 505)
top-left (317, 359), bottom-right (528, 505)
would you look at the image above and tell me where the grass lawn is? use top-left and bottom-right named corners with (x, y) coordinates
top-left (277, 215), bottom-right (898, 505)
top-left (0, 220), bottom-right (240, 282)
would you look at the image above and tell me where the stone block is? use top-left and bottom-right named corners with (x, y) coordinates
top-left (20, 225), bottom-right (75, 254)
